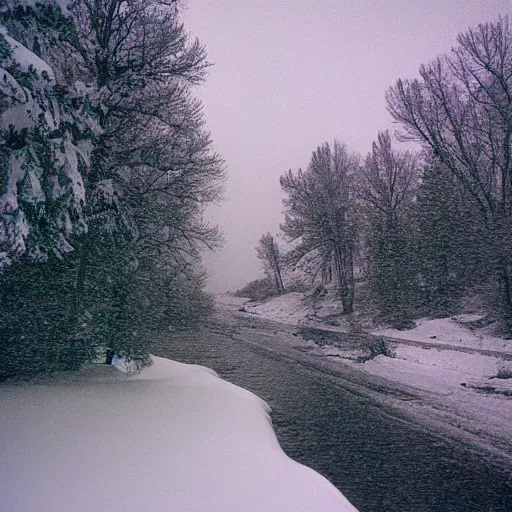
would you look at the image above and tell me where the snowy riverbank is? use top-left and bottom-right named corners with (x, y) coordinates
top-left (0, 355), bottom-right (358, 512)
top-left (229, 293), bottom-right (512, 455)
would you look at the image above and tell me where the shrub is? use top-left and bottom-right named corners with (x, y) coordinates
top-left (495, 362), bottom-right (512, 379)
top-left (367, 338), bottom-right (395, 358)
top-left (356, 337), bottom-right (395, 363)
top-left (234, 278), bottom-right (278, 302)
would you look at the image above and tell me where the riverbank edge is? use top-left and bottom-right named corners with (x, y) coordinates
top-left (217, 293), bottom-right (512, 468)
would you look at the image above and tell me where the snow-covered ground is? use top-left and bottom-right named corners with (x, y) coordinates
top-left (235, 291), bottom-right (348, 331)
top-left (229, 292), bottom-right (512, 454)
top-left (0, 356), bottom-right (358, 512)
top-left (239, 292), bottom-right (314, 325)
top-left (374, 314), bottom-right (512, 353)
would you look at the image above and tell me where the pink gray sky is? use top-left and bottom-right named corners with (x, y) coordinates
top-left (184, 0), bottom-right (511, 292)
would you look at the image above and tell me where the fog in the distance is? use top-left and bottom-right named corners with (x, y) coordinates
top-left (184, 0), bottom-right (510, 293)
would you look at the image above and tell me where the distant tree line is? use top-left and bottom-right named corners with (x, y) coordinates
top-left (0, 0), bottom-right (224, 380)
top-left (251, 17), bottom-right (512, 336)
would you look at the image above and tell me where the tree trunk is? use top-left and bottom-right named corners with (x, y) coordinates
top-left (334, 245), bottom-right (354, 314)
top-left (274, 262), bottom-right (285, 294)
top-left (499, 259), bottom-right (512, 337)
top-left (269, 245), bottom-right (285, 294)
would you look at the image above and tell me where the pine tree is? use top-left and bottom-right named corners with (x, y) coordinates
top-left (360, 131), bottom-right (418, 324)
top-left (414, 162), bottom-right (490, 316)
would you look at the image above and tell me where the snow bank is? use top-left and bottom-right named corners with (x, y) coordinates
top-left (223, 293), bottom-right (512, 449)
top-left (373, 317), bottom-right (511, 354)
top-left (0, 356), bottom-right (358, 512)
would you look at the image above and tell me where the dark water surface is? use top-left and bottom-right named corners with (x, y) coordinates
top-left (151, 315), bottom-right (512, 512)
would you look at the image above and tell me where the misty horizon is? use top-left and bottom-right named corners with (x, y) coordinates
top-left (184, 0), bottom-right (511, 293)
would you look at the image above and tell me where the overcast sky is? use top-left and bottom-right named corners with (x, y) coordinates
top-left (184, 0), bottom-right (511, 293)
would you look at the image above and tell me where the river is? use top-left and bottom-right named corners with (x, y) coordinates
top-left (150, 304), bottom-right (512, 512)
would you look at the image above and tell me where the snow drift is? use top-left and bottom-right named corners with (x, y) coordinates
top-left (0, 355), bottom-right (358, 512)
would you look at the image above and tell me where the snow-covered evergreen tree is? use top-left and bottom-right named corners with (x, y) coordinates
top-left (0, 0), bottom-right (96, 266)
top-left (0, 0), bottom-right (224, 379)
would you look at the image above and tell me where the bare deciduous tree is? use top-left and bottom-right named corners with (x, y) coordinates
top-left (386, 16), bottom-right (512, 331)
top-left (66, 0), bottom-right (225, 282)
top-left (361, 131), bottom-right (417, 223)
top-left (280, 141), bottom-right (359, 313)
